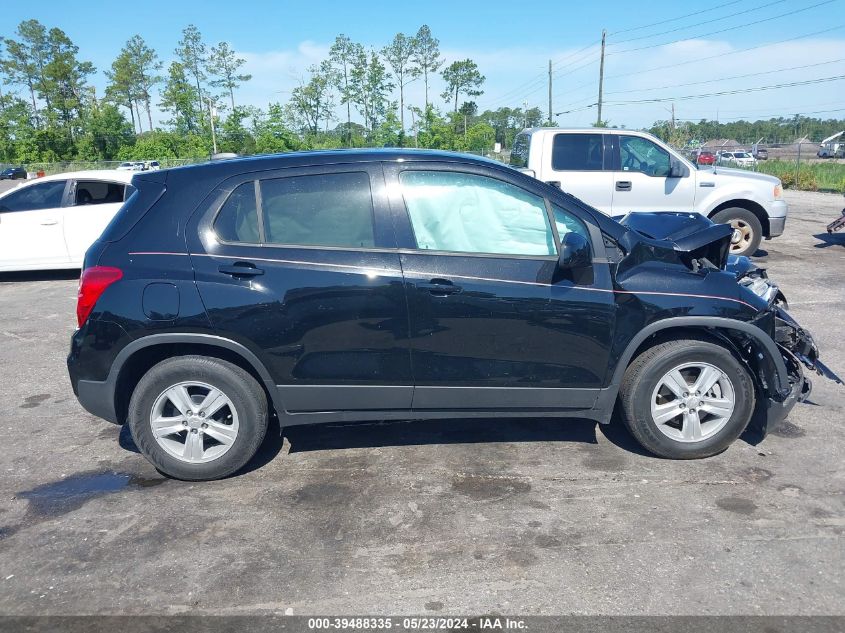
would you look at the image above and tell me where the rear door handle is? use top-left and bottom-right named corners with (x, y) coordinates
top-left (615, 181), bottom-right (632, 191)
top-left (417, 278), bottom-right (462, 296)
top-left (218, 262), bottom-right (264, 277)
top-left (40, 218), bottom-right (58, 225)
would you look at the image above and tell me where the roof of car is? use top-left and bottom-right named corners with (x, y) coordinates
top-left (164, 148), bottom-right (509, 178)
top-left (21, 170), bottom-right (135, 183)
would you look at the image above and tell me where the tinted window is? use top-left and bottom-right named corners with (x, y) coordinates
top-left (74, 180), bottom-right (127, 206)
top-left (261, 172), bottom-right (375, 248)
top-left (399, 170), bottom-right (555, 256)
top-left (552, 133), bottom-right (604, 171)
top-left (0, 180), bottom-right (67, 213)
top-left (214, 182), bottom-right (259, 243)
top-left (510, 132), bottom-right (530, 168)
top-left (620, 136), bottom-right (671, 177)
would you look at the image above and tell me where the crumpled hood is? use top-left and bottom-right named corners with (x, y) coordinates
top-left (616, 211), bottom-right (732, 269)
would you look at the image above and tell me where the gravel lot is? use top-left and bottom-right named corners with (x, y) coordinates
top-left (0, 189), bottom-right (842, 616)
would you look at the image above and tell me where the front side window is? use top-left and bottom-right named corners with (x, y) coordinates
top-left (552, 204), bottom-right (590, 241)
top-left (619, 136), bottom-right (671, 177)
top-left (0, 180), bottom-right (67, 213)
top-left (551, 133), bottom-right (605, 171)
top-left (74, 180), bottom-right (127, 206)
top-left (399, 170), bottom-right (555, 257)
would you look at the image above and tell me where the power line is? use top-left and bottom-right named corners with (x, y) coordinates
top-left (604, 58), bottom-right (845, 96)
top-left (611, 0), bottom-right (787, 45)
top-left (608, 0), bottom-right (741, 35)
top-left (604, 75), bottom-right (845, 105)
top-left (675, 108), bottom-right (845, 121)
top-left (607, 0), bottom-right (838, 56)
top-left (602, 24), bottom-right (845, 80)
top-left (557, 76), bottom-right (845, 115)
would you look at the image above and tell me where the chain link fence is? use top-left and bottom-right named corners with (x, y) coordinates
top-left (679, 141), bottom-right (845, 193)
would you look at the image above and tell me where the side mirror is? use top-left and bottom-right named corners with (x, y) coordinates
top-left (669, 157), bottom-right (688, 178)
top-left (557, 232), bottom-right (593, 284)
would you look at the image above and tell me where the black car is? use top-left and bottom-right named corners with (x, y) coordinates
top-left (0, 167), bottom-right (27, 180)
top-left (67, 150), bottom-right (840, 480)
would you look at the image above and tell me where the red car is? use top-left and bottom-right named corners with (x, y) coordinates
top-left (696, 150), bottom-right (715, 165)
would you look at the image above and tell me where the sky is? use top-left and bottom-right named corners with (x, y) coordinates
top-left (2, 0), bottom-right (844, 131)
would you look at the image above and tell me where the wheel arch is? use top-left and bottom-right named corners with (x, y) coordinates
top-left (708, 199), bottom-right (770, 237)
top-left (601, 317), bottom-right (790, 412)
top-left (109, 334), bottom-right (283, 425)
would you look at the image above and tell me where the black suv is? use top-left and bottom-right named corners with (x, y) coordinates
top-left (67, 150), bottom-right (838, 480)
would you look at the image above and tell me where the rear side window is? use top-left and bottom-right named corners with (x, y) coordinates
top-left (212, 172), bottom-right (376, 248)
top-left (510, 132), bottom-right (530, 168)
top-left (74, 180), bottom-right (127, 206)
top-left (213, 182), bottom-right (259, 243)
top-left (261, 172), bottom-right (375, 248)
top-left (552, 134), bottom-right (605, 171)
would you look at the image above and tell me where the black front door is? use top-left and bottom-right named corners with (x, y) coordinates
top-left (187, 164), bottom-right (412, 413)
top-left (384, 163), bottom-right (615, 411)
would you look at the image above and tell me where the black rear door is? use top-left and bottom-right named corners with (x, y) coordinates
top-left (186, 163), bottom-right (412, 413)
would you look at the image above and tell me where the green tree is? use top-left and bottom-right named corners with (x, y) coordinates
top-left (441, 59), bottom-right (484, 112)
top-left (288, 62), bottom-right (335, 135)
top-left (123, 35), bottom-right (161, 132)
top-left (159, 61), bottom-right (200, 133)
top-left (382, 33), bottom-right (419, 142)
top-left (411, 25), bottom-right (442, 109)
top-left (42, 27), bottom-right (95, 138)
top-left (328, 35), bottom-right (364, 145)
top-left (175, 25), bottom-right (208, 124)
top-left (350, 51), bottom-right (393, 134)
top-left (105, 49), bottom-right (139, 133)
top-left (252, 102), bottom-right (299, 153)
top-left (207, 41), bottom-right (251, 111)
top-left (76, 102), bottom-right (134, 159)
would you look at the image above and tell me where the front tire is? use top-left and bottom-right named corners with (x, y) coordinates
top-left (711, 207), bottom-right (763, 256)
top-left (127, 356), bottom-right (268, 480)
top-left (620, 338), bottom-right (755, 459)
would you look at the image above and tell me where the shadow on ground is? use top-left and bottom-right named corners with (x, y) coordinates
top-left (0, 269), bottom-right (80, 283)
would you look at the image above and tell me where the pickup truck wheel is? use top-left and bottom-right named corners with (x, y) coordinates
top-left (127, 356), bottom-right (268, 481)
top-left (711, 208), bottom-right (763, 256)
top-left (620, 339), bottom-right (755, 459)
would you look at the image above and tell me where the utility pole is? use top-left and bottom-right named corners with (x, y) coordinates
top-left (548, 59), bottom-right (553, 126)
top-left (671, 103), bottom-right (676, 130)
top-left (596, 29), bottom-right (606, 127)
top-left (523, 100), bottom-right (528, 128)
top-left (207, 97), bottom-right (218, 155)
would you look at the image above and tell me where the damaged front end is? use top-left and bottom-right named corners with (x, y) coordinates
top-left (616, 210), bottom-right (842, 436)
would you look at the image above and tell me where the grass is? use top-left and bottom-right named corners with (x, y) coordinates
top-left (742, 160), bottom-right (845, 193)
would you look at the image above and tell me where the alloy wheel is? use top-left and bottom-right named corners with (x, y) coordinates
top-left (149, 381), bottom-right (239, 463)
top-left (650, 362), bottom-right (736, 443)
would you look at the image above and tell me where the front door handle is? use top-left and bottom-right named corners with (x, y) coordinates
top-left (40, 218), bottom-right (58, 225)
top-left (219, 262), bottom-right (264, 277)
top-left (417, 278), bottom-right (462, 296)
top-left (615, 181), bottom-right (632, 191)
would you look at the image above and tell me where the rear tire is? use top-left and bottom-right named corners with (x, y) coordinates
top-left (711, 207), bottom-right (763, 257)
top-left (128, 355), bottom-right (268, 480)
top-left (620, 338), bottom-right (755, 459)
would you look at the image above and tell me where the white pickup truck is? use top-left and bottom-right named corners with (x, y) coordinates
top-left (510, 128), bottom-right (787, 256)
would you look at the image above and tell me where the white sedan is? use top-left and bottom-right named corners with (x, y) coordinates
top-left (721, 151), bottom-right (757, 167)
top-left (0, 170), bottom-right (135, 272)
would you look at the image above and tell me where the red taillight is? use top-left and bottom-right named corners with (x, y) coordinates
top-left (77, 266), bottom-right (123, 327)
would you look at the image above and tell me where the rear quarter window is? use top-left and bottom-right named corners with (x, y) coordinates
top-left (510, 133), bottom-right (530, 168)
